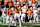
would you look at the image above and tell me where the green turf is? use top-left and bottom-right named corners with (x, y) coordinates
top-left (17, 23), bottom-right (40, 26)
top-left (0, 25), bottom-right (8, 27)
top-left (0, 23), bottom-right (40, 27)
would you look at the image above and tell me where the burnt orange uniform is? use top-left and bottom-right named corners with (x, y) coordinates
top-left (14, 8), bottom-right (18, 13)
top-left (28, 10), bottom-right (32, 16)
top-left (32, 9), bottom-right (34, 11)
top-left (24, 0), bottom-right (27, 2)
top-left (37, 0), bottom-right (39, 1)
top-left (0, 10), bottom-right (2, 13)
top-left (9, 1), bottom-right (12, 7)
top-left (20, 1), bottom-right (23, 6)
top-left (13, 0), bottom-right (17, 7)
top-left (24, 0), bottom-right (27, 4)
top-left (21, 9), bottom-right (28, 14)
top-left (4, 0), bottom-right (8, 5)
top-left (32, 0), bottom-right (35, 4)
top-left (7, 9), bottom-right (12, 16)
top-left (13, 0), bottom-right (15, 3)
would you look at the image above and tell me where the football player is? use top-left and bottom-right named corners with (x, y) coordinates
top-left (21, 6), bottom-right (28, 22)
top-left (28, 7), bottom-right (32, 23)
top-left (14, 8), bottom-right (18, 26)
top-left (33, 7), bottom-right (39, 23)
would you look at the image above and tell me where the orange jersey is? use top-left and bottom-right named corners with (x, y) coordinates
top-left (7, 9), bottom-right (12, 16)
top-left (24, 0), bottom-right (27, 2)
top-left (9, 1), bottom-right (12, 6)
top-left (4, 0), bottom-right (8, 5)
top-left (37, 0), bottom-right (39, 1)
top-left (13, 1), bottom-right (15, 4)
top-left (20, 4), bottom-right (22, 6)
top-left (14, 8), bottom-right (18, 13)
top-left (32, 0), bottom-right (35, 4)
top-left (21, 9), bottom-right (28, 14)
top-left (0, 1), bottom-right (1, 4)
top-left (32, 9), bottom-right (34, 11)
top-left (28, 10), bottom-right (32, 16)
top-left (20, 1), bottom-right (23, 4)
top-left (4, 1), bottom-right (7, 5)
top-left (20, 1), bottom-right (23, 6)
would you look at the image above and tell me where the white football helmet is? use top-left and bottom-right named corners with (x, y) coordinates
top-left (30, 7), bottom-right (32, 10)
top-left (23, 6), bottom-right (26, 8)
top-left (33, 7), bottom-right (36, 10)
top-left (17, 2), bottom-right (19, 5)
top-left (35, 0), bottom-right (37, 1)
top-left (11, 7), bottom-right (14, 11)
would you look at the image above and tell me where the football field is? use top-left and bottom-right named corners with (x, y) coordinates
top-left (0, 23), bottom-right (40, 27)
